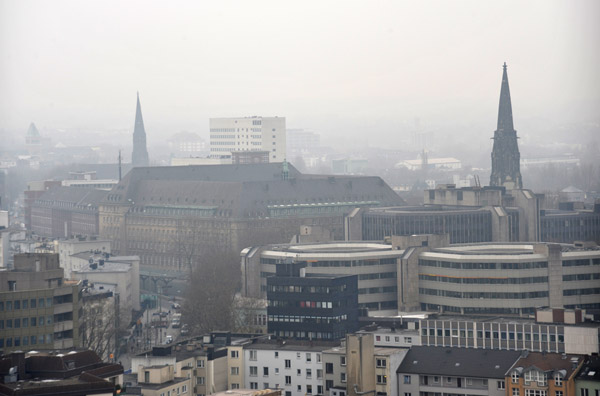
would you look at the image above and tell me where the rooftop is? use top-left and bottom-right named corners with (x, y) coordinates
top-left (397, 346), bottom-right (521, 379)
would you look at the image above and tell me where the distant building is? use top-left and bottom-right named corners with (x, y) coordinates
top-left (210, 117), bottom-right (286, 162)
top-left (490, 63), bottom-right (523, 190)
top-left (167, 131), bottom-right (208, 156)
top-left (232, 150), bottom-right (270, 165)
top-left (332, 159), bottom-right (368, 175)
top-left (132, 93), bottom-right (150, 168)
top-left (24, 180), bottom-right (62, 230)
top-left (287, 129), bottom-right (320, 154)
top-left (395, 156), bottom-right (461, 171)
top-left (0, 253), bottom-right (82, 353)
top-left (99, 163), bottom-right (404, 273)
top-left (30, 186), bottom-right (108, 238)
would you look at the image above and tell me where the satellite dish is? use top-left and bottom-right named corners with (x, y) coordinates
top-left (9, 366), bottom-right (17, 375)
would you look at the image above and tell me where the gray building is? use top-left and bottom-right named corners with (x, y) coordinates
top-left (396, 346), bottom-right (521, 396)
top-left (0, 253), bottom-right (82, 353)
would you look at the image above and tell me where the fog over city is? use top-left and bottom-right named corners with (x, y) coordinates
top-left (1, 0), bottom-right (599, 156)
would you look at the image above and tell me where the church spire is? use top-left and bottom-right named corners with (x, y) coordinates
top-left (497, 62), bottom-right (514, 132)
top-left (489, 63), bottom-right (523, 190)
top-left (132, 92), bottom-right (149, 167)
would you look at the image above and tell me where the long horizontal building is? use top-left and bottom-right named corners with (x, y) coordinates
top-left (393, 235), bottom-right (600, 314)
top-left (30, 186), bottom-right (108, 238)
top-left (99, 163), bottom-right (404, 273)
top-left (353, 185), bottom-right (600, 245)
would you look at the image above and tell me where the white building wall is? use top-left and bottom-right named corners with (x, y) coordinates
top-left (244, 347), bottom-right (324, 396)
top-left (564, 326), bottom-right (599, 354)
top-left (57, 239), bottom-right (111, 278)
top-left (210, 117), bottom-right (286, 162)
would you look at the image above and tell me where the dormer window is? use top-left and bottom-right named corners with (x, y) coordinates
top-left (512, 371), bottom-right (519, 383)
top-left (554, 373), bottom-right (562, 387)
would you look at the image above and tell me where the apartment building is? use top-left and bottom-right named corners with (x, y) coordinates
top-left (210, 117), bottom-right (286, 162)
top-left (506, 352), bottom-right (583, 396)
top-left (0, 253), bottom-right (81, 353)
top-left (236, 339), bottom-right (338, 396)
top-left (131, 364), bottom-right (192, 396)
top-left (397, 346), bottom-right (521, 396)
top-left (322, 334), bottom-right (407, 396)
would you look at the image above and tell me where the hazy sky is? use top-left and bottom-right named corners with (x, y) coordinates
top-left (1, 0), bottom-right (598, 144)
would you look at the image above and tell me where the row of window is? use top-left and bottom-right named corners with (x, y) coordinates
top-left (0, 298), bottom-right (52, 311)
top-left (272, 330), bottom-right (342, 339)
top-left (563, 258), bottom-right (600, 267)
top-left (419, 260), bottom-right (549, 270)
top-left (268, 314), bottom-right (348, 324)
top-left (358, 286), bottom-right (397, 295)
top-left (267, 285), bottom-right (349, 294)
top-left (268, 300), bottom-right (342, 308)
top-left (0, 316), bottom-right (52, 329)
top-left (422, 327), bottom-right (565, 342)
top-left (563, 287), bottom-right (600, 296)
top-left (420, 288), bottom-right (549, 300)
top-left (0, 334), bottom-right (53, 348)
top-left (419, 274), bottom-right (549, 284)
top-left (563, 273), bottom-right (600, 281)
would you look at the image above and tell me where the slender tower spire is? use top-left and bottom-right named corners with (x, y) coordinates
top-left (131, 92), bottom-right (150, 167)
top-left (490, 63), bottom-right (522, 190)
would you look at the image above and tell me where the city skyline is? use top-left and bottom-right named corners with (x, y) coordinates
top-left (1, 1), bottom-right (598, 147)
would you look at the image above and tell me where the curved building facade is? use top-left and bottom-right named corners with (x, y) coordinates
top-left (241, 242), bottom-right (405, 314)
top-left (417, 243), bottom-right (600, 315)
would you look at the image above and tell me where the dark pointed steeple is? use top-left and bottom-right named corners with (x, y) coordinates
top-left (490, 63), bottom-right (522, 190)
top-left (132, 92), bottom-right (149, 167)
top-left (497, 62), bottom-right (514, 132)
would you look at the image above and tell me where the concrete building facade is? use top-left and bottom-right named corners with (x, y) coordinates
top-left (210, 117), bottom-right (286, 163)
top-left (0, 253), bottom-right (82, 353)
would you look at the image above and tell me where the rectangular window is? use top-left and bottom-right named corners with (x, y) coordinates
top-left (556, 392), bottom-right (563, 396)
top-left (250, 382), bottom-right (258, 390)
top-left (297, 369), bottom-right (301, 376)
top-left (404, 375), bottom-right (411, 384)
top-left (250, 350), bottom-right (257, 361)
top-left (376, 358), bottom-right (386, 368)
top-left (513, 389), bottom-right (520, 396)
top-left (340, 356), bottom-right (346, 366)
top-left (307, 385), bottom-right (312, 394)
top-left (377, 375), bottom-right (387, 384)
top-left (263, 367), bottom-right (269, 376)
top-left (498, 381), bottom-right (505, 390)
top-left (197, 359), bottom-right (205, 368)
top-left (285, 376), bottom-right (291, 385)
top-left (285, 359), bottom-right (291, 369)
top-left (326, 363), bottom-right (333, 374)
top-left (250, 366), bottom-right (258, 376)
top-left (306, 353), bottom-right (311, 362)
top-left (231, 367), bottom-right (239, 375)
top-left (306, 369), bottom-right (312, 379)
top-left (341, 372), bottom-right (346, 383)
top-left (230, 350), bottom-right (239, 358)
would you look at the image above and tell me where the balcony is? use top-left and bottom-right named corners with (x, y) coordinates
top-left (53, 303), bottom-right (73, 315)
top-left (54, 321), bottom-right (73, 332)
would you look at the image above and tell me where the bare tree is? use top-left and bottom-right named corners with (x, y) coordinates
top-left (80, 291), bottom-right (128, 360)
top-left (232, 295), bottom-right (267, 334)
top-left (181, 247), bottom-right (240, 335)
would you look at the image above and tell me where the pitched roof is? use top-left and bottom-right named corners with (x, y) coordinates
top-left (35, 186), bottom-right (109, 207)
top-left (103, 164), bottom-right (405, 217)
top-left (396, 346), bottom-right (521, 379)
top-left (509, 352), bottom-right (583, 378)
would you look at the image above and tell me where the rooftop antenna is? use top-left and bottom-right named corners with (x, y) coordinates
top-left (118, 150), bottom-right (122, 181)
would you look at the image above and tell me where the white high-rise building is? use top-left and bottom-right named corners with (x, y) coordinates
top-left (210, 116), bottom-right (286, 162)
